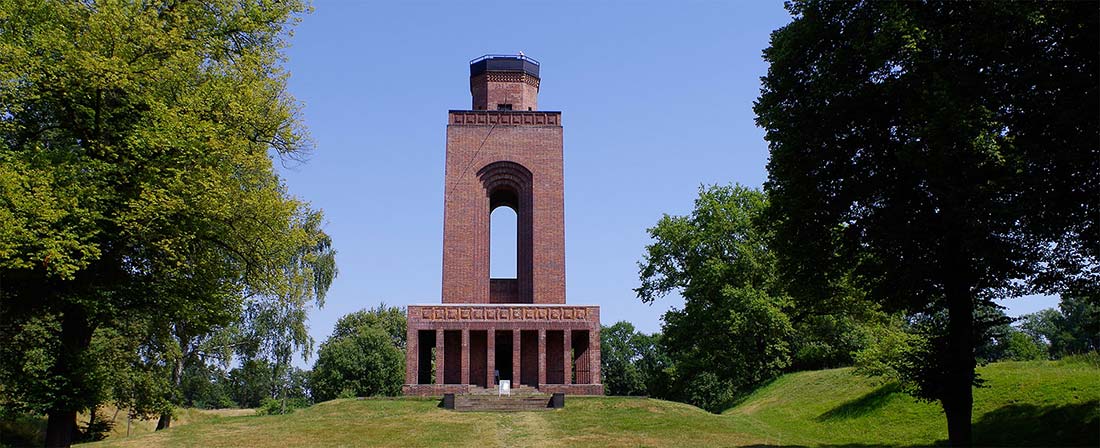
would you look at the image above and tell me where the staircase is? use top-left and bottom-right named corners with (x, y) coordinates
top-left (444, 386), bottom-right (563, 412)
top-left (454, 394), bottom-right (553, 411)
top-left (466, 385), bottom-right (541, 395)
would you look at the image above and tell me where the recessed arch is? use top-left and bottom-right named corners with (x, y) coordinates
top-left (478, 161), bottom-right (534, 303)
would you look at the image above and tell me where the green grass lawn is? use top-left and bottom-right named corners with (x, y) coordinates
top-left (72, 360), bottom-right (1100, 447)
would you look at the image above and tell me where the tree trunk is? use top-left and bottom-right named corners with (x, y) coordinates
top-left (157, 348), bottom-right (186, 430)
top-left (44, 307), bottom-right (93, 448)
top-left (155, 413), bottom-right (172, 431)
top-left (943, 266), bottom-right (975, 446)
top-left (44, 410), bottom-right (76, 448)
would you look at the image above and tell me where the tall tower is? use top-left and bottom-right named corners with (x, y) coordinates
top-left (442, 54), bottom-right (565, 305)
top-left (404, 55), bottom-right (602, 397)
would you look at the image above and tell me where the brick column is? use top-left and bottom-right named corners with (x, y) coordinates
top-left (460, 329), bottom-right (470, 385)
top-left (486, 328), bottom-right (496, 387)
top-left (512, 330), bottom-right (521, 386)
top-left (589, 325), bottom-right (601, 385)
top-left (563, 329), bottom-right (572, 385)
top-left (435, 328), bottom-right (444, 385)
top-left (538, 328), bottom-right (546, 387)
top-left (405, 326), bottom-right (418, 384)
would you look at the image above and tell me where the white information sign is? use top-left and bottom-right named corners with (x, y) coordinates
top-left (499, 380), bottom-right (511, 396)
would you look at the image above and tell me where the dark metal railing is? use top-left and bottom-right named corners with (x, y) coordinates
top-left (469, 54), bottom-right (540, 78)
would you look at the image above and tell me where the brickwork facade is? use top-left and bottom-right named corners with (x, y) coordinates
top-left (441, 112), bottom-right (565, 304)
top-left (403, 55), bottom-right (602, 396)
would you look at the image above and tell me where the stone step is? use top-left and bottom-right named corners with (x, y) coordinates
top-left (453, 395), bottom-right (553, 412)
top-left (466, 385), bottom-right (543, 396)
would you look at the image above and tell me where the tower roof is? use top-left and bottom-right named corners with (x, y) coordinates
top-left (469, 54), bottom-right (540, 79)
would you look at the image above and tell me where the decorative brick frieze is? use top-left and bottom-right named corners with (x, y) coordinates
top-left (409, 305), bottom-right (597, 322)
top-left (448, 110), bottom-right (561, 126)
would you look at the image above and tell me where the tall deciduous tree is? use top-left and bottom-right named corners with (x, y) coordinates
top-left (755, 2), bottom-right (1097, 445)
top-left (637, 185), bottom-right (794, 412)
top-left (0, 1), bottom-right (324, 446)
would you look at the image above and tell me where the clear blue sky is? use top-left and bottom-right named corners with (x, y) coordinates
top-left (276, 1), bottom-right (1059, 365)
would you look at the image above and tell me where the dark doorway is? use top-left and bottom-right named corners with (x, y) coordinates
top-left (470, 331), bottom-right (487, 388)
top-left (444, 330), bottom-right (461, 384)
top-left (546, 330), bottom-right (565, 384)
top-left (417, 330), bottom-right (436, 384)
top-left (521, 330), bottom-right (538, 387)
top-left (572, 330), bottom-right (590, 384)
top-left (495, 330), bottom-right (513, 383)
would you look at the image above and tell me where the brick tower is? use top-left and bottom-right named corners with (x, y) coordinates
top-left (404, 55), bottom-right (603, 396)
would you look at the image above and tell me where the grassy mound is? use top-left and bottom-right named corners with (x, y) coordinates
top-left (724, 358), bottom-right (1099, 446)
top-left (73, 359), bottom-right (1098, 447)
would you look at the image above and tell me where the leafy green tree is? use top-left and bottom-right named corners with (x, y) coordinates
top-left (309, 307), bottom-right (407, 401)
top-left (180, 363), bottom-right (234, 409)
top-left (1020, 296), bottom-right (1100, 359)
top-left (0, 1), bottom-right (322, 444)
top-left (1055, 294), bottom-right (1100, 355)
top-left (637, 185), bottom-right (794, 411)
top-left (310, 327), bottom-right (404, 401)
top-left (755, 2), bottom-right (1097, 444)
top-left (1018, 309), bottom-right (1062, 355)
top-left (632, 332), bottom-right (673, 399)
top-left (1000, 330), bottom-right (1046, 362)
top-left (600, 321), bottom-right (648, 396)
top-left (234, 217), bottom-right (336, 417)
top-left (228, 359), bottom-right (276, 409)
top-left (330, 304), bottom-right (408, 350)
top-left (790, 314), bottom-right (874, 371)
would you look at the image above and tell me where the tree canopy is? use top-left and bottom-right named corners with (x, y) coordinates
top-left (0, 1), bottom-right (324, 445)
top-left (636, 185), bottom-right (792, 411)
top-left (636, 184), bottom-right (885, 411)
top-left (755, 1), bottom-right (1097, 444)
top-left (600, 321), bottom-right (662, 397)
top-left (309, 306), bottom-right (407, 402)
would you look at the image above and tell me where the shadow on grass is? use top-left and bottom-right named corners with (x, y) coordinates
top-left (739, 444), bottom-right (940, 448)
top-left (972, 400), bottom-right (1099, 447)
top-left (816, 383), bottom-right (901, 422)
top-left (0, 413), bottom-right (46, 447)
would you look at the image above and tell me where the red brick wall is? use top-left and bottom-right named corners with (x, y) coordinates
top-left (442, 111), bottom-right (566, 305)
top-left (470, 72), bottom-right (539, 111)
top-left (489, 278), bottom-right (521, 304)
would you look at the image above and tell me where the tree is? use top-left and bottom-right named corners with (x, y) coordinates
top-left (310, 327), bottom-right (404, 401)
top-left (600, 322), bottom-right (648, 396)
top-left (229, 359), bottom-right (276, 409)
top-left (180, 363), bottom-right (234, 409)
top-left (233, 215), bottom-right (337, 417)
top-left (999, 329), bottom-right (1046, 362)
top-left (329, 304), bottom-right (408, 351)
top-left (309, 307), bottom-right (407, 401)
top-left (755, 2), bottom-right (1098, 444)
top-left (1054, 294), bottom-right (1100, 355)
top-left (1019, 296), bottom-right (1100, 359)
top-left (637, 185), bottom-right (794, 411)
top-left (0, 1), bottom-right (321, 445)
top-left (600, 322), bottom-right (672, 398)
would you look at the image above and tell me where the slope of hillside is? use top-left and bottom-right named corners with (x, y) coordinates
top-left (81, 359), bottom-right (1098, 448)
top-left (724, 359), bottom-right (1099, 446)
